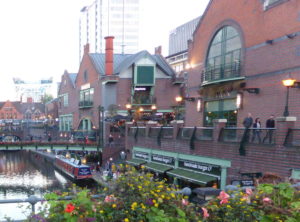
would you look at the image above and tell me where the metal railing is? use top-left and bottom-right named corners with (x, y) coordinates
top-left (132, 95), bottom-right (155, 105)
top-left (284, 128), bottom-right (300, 147)
top-left (202, 61), bottom-right (241, 83)
top-left (195, 127), bottom-right (214, 141)
top-left (219, 127), bottom-right (276, 144)
top-left (79, 101), bottom-right (93, 108)
top-left (0, 194), bottom-right (104, 215)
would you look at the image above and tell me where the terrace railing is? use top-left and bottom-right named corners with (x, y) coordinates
top-left (219, 127), bottom-right (276, 145)
top-left (284, 128), bottom-right (300, 147)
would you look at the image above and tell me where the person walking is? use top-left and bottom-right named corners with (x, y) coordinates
top-left (263, 114), bottom-right (275, 144)
top-left (251, 118), bottom-right (262, 143)
top-left (242, 113), bottom-right (253, 142)
top-left (108, 134), bottom-right (114, 147)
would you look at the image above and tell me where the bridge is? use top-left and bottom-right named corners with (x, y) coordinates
top-left (0, 142), bottom-right (102, 151)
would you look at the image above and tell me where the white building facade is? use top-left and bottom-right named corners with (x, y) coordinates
top-left (79, 0), bottom-right (140, 61)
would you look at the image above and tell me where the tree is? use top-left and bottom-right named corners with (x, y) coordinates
top-left (41, 94), bottom-right (54, 104)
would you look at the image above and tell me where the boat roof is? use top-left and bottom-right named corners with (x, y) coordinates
top-left (56, 155), bottom-right (90, 168)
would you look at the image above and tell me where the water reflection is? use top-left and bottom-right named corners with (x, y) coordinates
top-left (0, 150), bottom-right (97, 220)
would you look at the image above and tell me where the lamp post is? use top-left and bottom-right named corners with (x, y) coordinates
top-left (98, 106), bottom-right (104, 151)
top-left (126, 103), bottom-right (132, 121)
top-left (175, 96), bottom-right (183, 120)
top-left (282, 78), bottom-right (296, 117)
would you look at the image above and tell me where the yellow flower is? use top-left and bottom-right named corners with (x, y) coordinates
top-left (112, 204), bottom-right (117, 208)
top-left (158, 198), bottom-right (163, 203)
top-left (141, 165), bottom-right (145, 169)
top-left (100, 210), bottom-right (104, 214)
top-left (154, 203), bottom-right (159, 207)
top-left (156, 190), bottom-right (161, 193)
top-left (171, 193), bottom-right (175, 198)
top-left (152, 199), bottom-right (157, 203)
top-left (161, 195), bottom-right (165, 199)
top-left (124, 218), bottom-right (129, 222)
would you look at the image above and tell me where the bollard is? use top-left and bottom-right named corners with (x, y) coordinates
top-left (27, 195), bottom-right (39, 213)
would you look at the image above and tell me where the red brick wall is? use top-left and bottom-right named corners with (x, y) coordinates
top-left (186, 0), bottom-right (300, 127)
top-left (126, 131), bottom-right (300, 184)
top-left (0, 101), bottom-right (23, 119)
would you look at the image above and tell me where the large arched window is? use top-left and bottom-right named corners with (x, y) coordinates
top-left (205, 26), bottom-right (242, 82)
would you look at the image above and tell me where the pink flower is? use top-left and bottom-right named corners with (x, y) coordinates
top-left (218, 191), bottom-right (230, 200)
top-left (104, 195), bottom-right (115, 203)
top-left (220, 198), bottom-right (229, 204)
top-left (245, 188), bottom-right (253, 196)
top-left (201, 207), bottom-right (209, 219)
top-left (263, 197), bottom-right (271, 204)
top-left (181, 199), bottom-right (189, 206)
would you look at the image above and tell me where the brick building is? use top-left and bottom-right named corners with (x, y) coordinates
top-left (58, 37), bottom-right (181, 142)
top-left (185, 0), bottom-right (300, 127)
top-left (125, 0), bottom-right (300, 190)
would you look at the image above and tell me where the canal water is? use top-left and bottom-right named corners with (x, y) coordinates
top-left (0, 150), bottom-right (98, 221)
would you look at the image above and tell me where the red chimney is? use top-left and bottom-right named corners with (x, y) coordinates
top-left (155, 46), bottom-right (162, 55)
top-left (84, 43), bottom-right (90, 55)
top-left (105, 36), bottom-right (114, 75)
top-left (27, 97), bottom-right (33, 103)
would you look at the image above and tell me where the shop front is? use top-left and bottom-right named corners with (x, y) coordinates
top-left (128, 147), bottom-right (231, 190)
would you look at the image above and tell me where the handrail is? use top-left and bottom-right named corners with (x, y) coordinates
top-left (0, 194), bottom-right (105, 214)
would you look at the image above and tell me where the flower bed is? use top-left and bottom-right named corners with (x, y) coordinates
top-left (26, 165), bottom-right (300, 222)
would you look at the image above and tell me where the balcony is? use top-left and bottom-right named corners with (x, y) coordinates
top-left (132, 95), bottom-right (155, 105)
top-left (202, 61), bottom-right (241, 85)
top-left (100, 75), bottom-right (119, 83)
top-left (79, 101), bottom-right (93, 108)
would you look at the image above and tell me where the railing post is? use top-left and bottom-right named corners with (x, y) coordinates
top-left (171, 120), bottom-right (184, 140)
top-left (213, 119), bottom-right (227, 142)
top-left (275, 116), bottom-right (297, 145)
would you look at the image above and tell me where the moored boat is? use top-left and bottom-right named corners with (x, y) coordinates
top-left (54, 155), bottom-right (92, 181)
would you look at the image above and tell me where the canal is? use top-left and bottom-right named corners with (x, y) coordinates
top-left (0, 150), bottom-right (99, 221)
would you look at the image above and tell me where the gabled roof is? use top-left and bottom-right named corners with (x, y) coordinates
top-left (89, 50), bottom-right (176, 77)
top-left (68, 73), bottom-right (77, 87)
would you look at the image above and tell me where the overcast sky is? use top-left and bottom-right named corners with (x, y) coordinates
top-left (0, 0), bottom-right (209, 101)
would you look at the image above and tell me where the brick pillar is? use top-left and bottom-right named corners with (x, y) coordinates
top-left (146, 121), bottom-right (158, 137)
top-left (213, 119), bottom-right (227, 142)
top-left (171, 120), bottom-right (184, 139)
top-left (275, 116), bottom-right (296, 145)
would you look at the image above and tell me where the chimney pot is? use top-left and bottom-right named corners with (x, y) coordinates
top-left (155, 46), bottom-right (162, 55)
top-left (84, 43), bottom-right (90, 54)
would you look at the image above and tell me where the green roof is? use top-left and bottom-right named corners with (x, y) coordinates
top-left (126, 159), bottom-right (147, 166)
top-left (167, 168), bottom-right (217, 185)
top-left (144, 162), bottom-right (173, 173)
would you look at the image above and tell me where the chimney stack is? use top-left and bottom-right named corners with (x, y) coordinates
top-left (105, 36), bottom-right (114, 75)
top-left (27, 97), bottom-right (33, 103)
top-left (84, 43), bottom-right (90, 55)
top-left (155, 46), bottom-right (162, 55)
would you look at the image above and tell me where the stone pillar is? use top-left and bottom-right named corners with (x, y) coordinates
top-left (275, 116), bottom-right (296, 145)
top-left (171, 120), bottom-right (184, 139)
top-left (146, 121), bottom-right (158, 137)
top-left (213, 119), bottom-right (227, 142)
top-left (220, 166), bottom-right (227, 190)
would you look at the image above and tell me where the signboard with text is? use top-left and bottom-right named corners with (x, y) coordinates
top-left (151, 154), bottom-right (175, 166)
top-left (178, 159), bottom-right (221, 176)
top-left (134, 151), bottom-right (149, 160)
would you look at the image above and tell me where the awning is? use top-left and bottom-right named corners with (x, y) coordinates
top-left (167, 168), bottom-right (217, 185)
top-left (126, 158), bottom-right (147, 166)
top-left (144, 162), bottom-right (173, 173)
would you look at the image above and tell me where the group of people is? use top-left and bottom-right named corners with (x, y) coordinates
top-left (243, 113), bottom-right (275, 143)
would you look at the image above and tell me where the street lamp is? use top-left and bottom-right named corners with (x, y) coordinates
top-left (126, 103), bottom-right (132, 121)
top-left (175, 96), bottom-right (183, 120)
top-left (98, 106), bottom-right (104, 151)
top-left (282, 78), bottom-right (296, 117)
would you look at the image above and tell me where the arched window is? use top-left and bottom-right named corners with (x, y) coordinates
top-left (205, 26), bottom-right (242, 82)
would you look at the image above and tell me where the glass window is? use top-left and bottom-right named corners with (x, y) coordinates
top-left (205, 26), bottom-right (242, 81)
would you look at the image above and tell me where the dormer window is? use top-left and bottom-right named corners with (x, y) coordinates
top-left (134, 65), bottom-right (155, 85)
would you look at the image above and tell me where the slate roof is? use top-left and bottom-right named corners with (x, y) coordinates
top-left (89, 50), bottom-right (176, 77)
top-left (68, 73), bottom-right (77, 87)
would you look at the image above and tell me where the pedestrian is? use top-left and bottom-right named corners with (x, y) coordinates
top-left (251, 118), bottom-right (262, 143)
top-left (84, 135), bottom-right (88, 144)
top-left (48, 134), bottom-right (52, 142)
top-left (263, 114), bottom-right (275, 144)
top-left (242, 113), bottom-right (253, 142)
top-left (108, 134), bottom-right (114, 147)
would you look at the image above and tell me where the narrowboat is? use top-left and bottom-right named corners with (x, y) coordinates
top-left (54, 155), bottom-right (92, 181)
